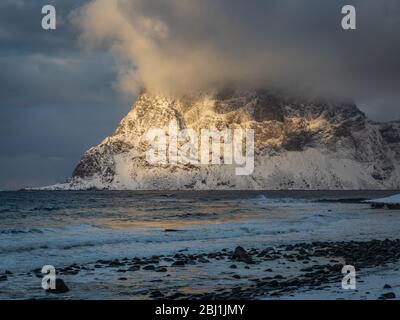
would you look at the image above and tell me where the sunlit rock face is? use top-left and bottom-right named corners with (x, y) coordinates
top-left (48, 88), bottom-right (400, 190)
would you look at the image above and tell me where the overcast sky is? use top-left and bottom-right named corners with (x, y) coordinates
top-left (1, 0), bottom-right (400, 189)
top-left (0, 0), bottom-right (131, 190)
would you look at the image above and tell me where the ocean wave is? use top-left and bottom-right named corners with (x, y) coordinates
top-left (0, 219), bottom-right (312, 257)
top-left (31, 206), bottom-right (64, 212)
top-left (0, 228), bottom-right (44, 235)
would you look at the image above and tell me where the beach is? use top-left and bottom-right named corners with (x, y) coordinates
top-left (1, 190), bottom-right (399, 300)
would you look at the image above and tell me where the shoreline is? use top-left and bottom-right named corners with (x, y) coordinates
top-left (2, 238), bottom-right (399, 300)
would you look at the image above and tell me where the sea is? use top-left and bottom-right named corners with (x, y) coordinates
top-left (0, 190), bottom-right (399, 299)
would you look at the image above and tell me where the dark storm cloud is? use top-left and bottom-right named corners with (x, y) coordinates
top-left (0, 0), bottom-right (127, 107)
top-left (0, 0), bottom-right (79, 53)
top-left (0, 0), bottom-right (130, 189)
top-left (0, 52), bottom-right (122, 107)
top-left (76, 0), bottom-right (400, 110)
top-left (0, 103), bottom-right (129, 189)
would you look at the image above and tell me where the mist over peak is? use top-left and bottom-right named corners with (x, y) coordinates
top-left (74, 0), bottom-right (400, 103)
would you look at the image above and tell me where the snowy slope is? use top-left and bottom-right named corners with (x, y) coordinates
top-left (366, 194), bottom-right (400, 204)
top-left (44, 89), bottom-right (400, 190)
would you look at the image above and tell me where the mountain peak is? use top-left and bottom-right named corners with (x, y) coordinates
top-left (44, 89), bottom-right (400, 190)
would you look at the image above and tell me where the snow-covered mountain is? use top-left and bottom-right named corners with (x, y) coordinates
top-left (47, 89), bottom-right (400, 190)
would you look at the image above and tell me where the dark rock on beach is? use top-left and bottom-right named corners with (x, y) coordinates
top-left (143, 265), bottom-right (156, 271)
top-left (128, 266), bottom-right (140, 272)
top-left (149, 291), bottom-right (164, 299)
top-left (46, 279), bottom-right (69, 294)
top-left (172, 260), bottom-right (186, 267)
top-left (379, 292), bottom-right (396, 300)
top-left (26, 238), bottom-right (400, 300)
top-left (232, 246), bottom-right (254, 264)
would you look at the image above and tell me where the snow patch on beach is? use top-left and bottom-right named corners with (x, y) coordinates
top-left (366, 194), bottom-right (400, 204)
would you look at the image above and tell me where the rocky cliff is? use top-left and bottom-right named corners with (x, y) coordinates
top-left (47, 89), bottom-right (400, 190)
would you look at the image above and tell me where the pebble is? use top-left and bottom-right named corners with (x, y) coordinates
top-left (172, 260), bottom-right (186, 267)
top-left (379, 292), bottom-right (396, 300)
top-left (46, 279), bottom-right (69, 294)
top-left (143, 265), bottom-right (155, 271)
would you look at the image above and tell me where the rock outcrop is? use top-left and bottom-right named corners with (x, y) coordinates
top-left (46, 89), bottom-right (400, 190)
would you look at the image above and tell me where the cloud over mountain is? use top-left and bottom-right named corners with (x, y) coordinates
top-left (75, 0), bottom-right (400, 101)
